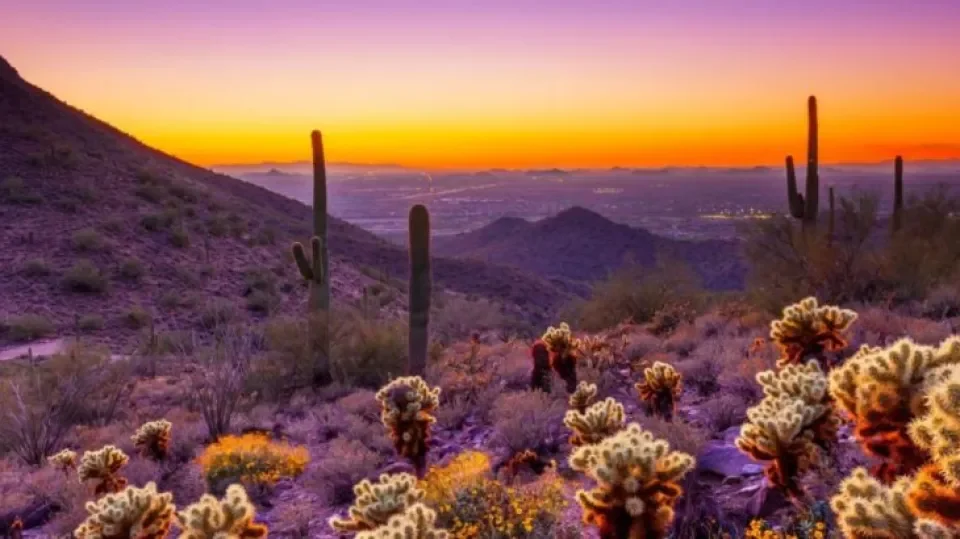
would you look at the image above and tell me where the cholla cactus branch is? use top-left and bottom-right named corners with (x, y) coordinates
top-left (329, 473), bottom-right (425, 533)
top-left (376, 377), bottom-right (441, 477)
top-left (770, 297), bottom-right (857, 369)
top-left (635, 361), bottom-right (682, 422)
top-left (569, 422), bottom-right (695, 539)
top-left (48, 448), bottom-right (78, 474)
top-left (569, 381), bottom-right (598, 414)
top-left (74, 481), bottom-right (176, 539)
top-left (78, 445), bottom-right (129, 496)
top-left (830, 468), bottom-right (917, 538)
top-left (354, 503), bottom-right (450, 539)
top-left (564, 397), bottom-right (625, 447)
top-left (541, 322), bottom-right (580, 392)
top-left (176, 484), bottom-right (267, 539)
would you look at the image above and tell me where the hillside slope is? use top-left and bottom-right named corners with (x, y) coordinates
top-left (0, 56), bottom-right (572, 347)
top-left (434, 206), bottom-right (747, 289)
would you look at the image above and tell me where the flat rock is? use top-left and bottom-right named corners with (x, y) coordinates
top-left (0, 338), bottom-right (66, 362)
top-left (696, 441), bottom-right (759, 478)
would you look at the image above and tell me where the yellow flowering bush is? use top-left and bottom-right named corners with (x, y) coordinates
top-left (196, 433), bottom-right (309, 491)
top-left (420, 451), bottom-right (568, 538)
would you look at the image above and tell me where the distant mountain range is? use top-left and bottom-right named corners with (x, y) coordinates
top-left (433, 206), bottom-right (746, 290)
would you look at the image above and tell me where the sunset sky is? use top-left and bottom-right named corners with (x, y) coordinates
top-left (4, 0), bottom-right (960, 169)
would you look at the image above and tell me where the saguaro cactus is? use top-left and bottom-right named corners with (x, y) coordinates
top-left (291, 130), bottom-right (331, 385)
top-left (785, 96), bottom-right (820, 229)
top-left (408, 204), bottom-right (432, 376)
top-left (892, 155), bottom-right (904, 234)
top-left (828, 186), bottom-right (836, 243)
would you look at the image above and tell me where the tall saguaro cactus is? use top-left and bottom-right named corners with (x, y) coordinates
top-left (407, 204), bottom-right (432, 376)
top-left (291, 130), bottom-right (331, 384)
top-left (785, 96), bottom-right (820, 229)
top-left (892, 155), bottom-right (904, 234)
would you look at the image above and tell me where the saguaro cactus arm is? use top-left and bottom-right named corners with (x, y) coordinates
top-left (786, 156), bottom-right (805, 219)
top-left (892, 155), bottom-right (904, 233)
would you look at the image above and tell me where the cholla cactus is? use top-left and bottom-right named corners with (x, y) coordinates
top-left (529, 340), bottom-right (552, 393)
top-left (564, 397), bottom-right (625, 447)
top-left (770, 297), bottom-right (858, 369)
top-left (569, 422), bottom-right (695, 539)
top-left (635, 361), bottom-right (682, 421)
top-left (329, 473), bottom-right (425, 533)
top-left (132, 419), bottom-right (172, 461)
top-left (735, 387), bottom-right (831, 499)
top-left (78, 445), bottom-right (129, 496)
top-left (376, 376), bottom-right (441, 477)
top-left (569, 381), bottom-right (598, 414)
top-left (542, 322), bottom-right (580, 392)
top-left (830, 467), bottom-right (917, 538)
top-left (74, 481), bottom-right (176, 539)
top-left (48, 449), bottom-right (78, 474)
top-left (355, 503), bottom-right (450, 539)
top-left (576, 334), bottom-right (624, 369)
top-left (829, 338), bottom-right (960, 482)
top-left (756, 361), bottom-right (839, 447)
top-left (176, 484), bottom-right (267, 539)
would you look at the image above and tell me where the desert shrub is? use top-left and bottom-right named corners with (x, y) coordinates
top-left (206, 215), bottom-right (230, 237)
top-left (491, 390), bottom-right (567, 455)
top-left (308, 437), bottom-right (383, 505)
top-left (635, 415), bottom-right (708, 458)
top-left (168, 182), bottom-right (200, 203)
top-left (169, 226), bottom-right (190, 248)
top-left (196, 432), bottom-right (308, 494)
top-left (701, 394), bottom-right (748, 433)
top-left (77, 314), bottom-right (104, 332)
top-left (21, 258), bottom-right (51, 277)
top-left (431, 295), bottom-right (506, 344)
top-left (70, 227), bottom-right (105, 252)
top-left (199, 298), bottom-right (237, 329)
top-left (186, 329), bottom-right (256, 439)
top-left (139, 210), bottom-right (175, 231)
top-left (922, 283), bottom-right (960, 319)
top-left (122, 306), bottom-right (152, 330)
top-left (676, 357), bottom-right (722, 397)
top-left (331, 315), bottom-right (408, 388)
top-left (117, 257), bottom-right (145, 282)
top-left (421, 450), bottom-right (569, 538)
top-left (135, 183), bottom-right (168, 204)
top-left (4, 313), bottom-right (54, 341)
top-left (0, 176), bottom-right (42, 204)
top-left (573, 258), bottom-right (705, 332)
top-left (0, 344), bottom-right (132, 465)
top-left (663, 324), bottom-right (699, 357)
top-left (246, 289), bottom-right (278, 314)
top-left (744, 190), bottom-right (960, 312)
top-left (62, 259), bottom-right (108, 294)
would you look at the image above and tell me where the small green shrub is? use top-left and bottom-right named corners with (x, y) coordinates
top-left (139, 211), bottom-right (175, 232)
top-left (134, 184), bottom-right (167, 204)
top-left (71, 228), bottom-right (105, 252)
top-left (246, 290), bottom-right (278, 314)
top-left (206, 215), bottom-right (230, 237)
top-left (169, 227), bottom-right (190, 248)
top-left (4, 314), bottom-right (55, 342)
top-left (77, 314), bottom-right (105, 332)
top-left (123, 307), bottom-right (152, 330)
top-left (330, 316), bottom-right (407, 389)
top-left (0, 176), bottom-right (42, 204)
top-left (62, 260), bottom-right (108, 294)
top-left (118, 258), bottom-right (145, 282)
top-left (21, 258), bottom-right (51, 277)
top-left (168, 182), bottom-right (199, 203)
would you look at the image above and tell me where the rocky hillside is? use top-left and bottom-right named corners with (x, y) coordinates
top-left (0, 56), bottom-right (573, 348)
top-left (433, 206), bottom-right (747, 290)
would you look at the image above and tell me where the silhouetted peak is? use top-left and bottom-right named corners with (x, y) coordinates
top-left (550, 206), bottom-right (612, 226)
top-left (0, 56), bottom-right (20, 81)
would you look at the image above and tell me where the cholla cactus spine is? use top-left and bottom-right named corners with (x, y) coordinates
top-left (569, 422), bottom-right (695, 539)
top-left (329, 473), bottom-right (425, 533)
top-left (176, 483), bottom-right (267, 539)
top-left (564, 397), bottom-right (625, 447)
top-left (74, 481), bottom-right (176, 539)
top-left (131, 419), bottom-right (172, 461)
top-left (635, 361), bottom-right (682, 422)
top-left (376, 376), bottom-right (441, 477)
top-left (78, 445), bottom-right (129, 496)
